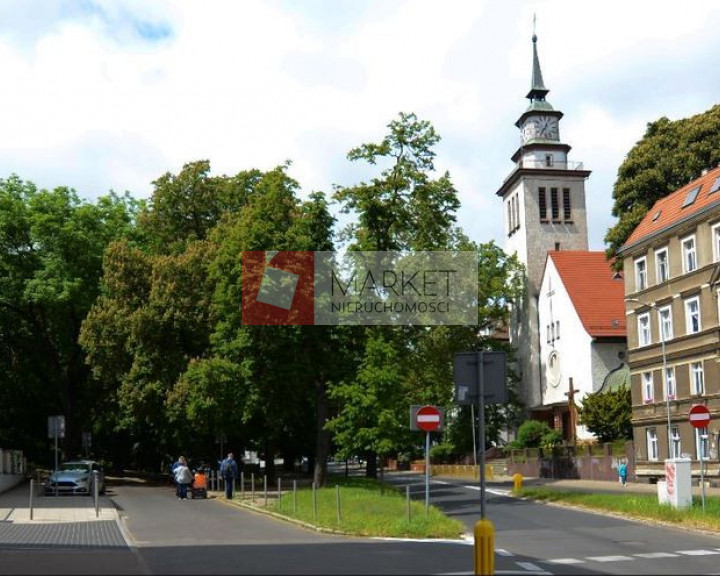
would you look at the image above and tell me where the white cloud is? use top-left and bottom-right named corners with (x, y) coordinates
top-left (0, 0), bottom-right (719, 251)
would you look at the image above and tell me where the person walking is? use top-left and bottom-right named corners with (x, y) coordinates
top-left (618, 461), bottom-right (628, 486)
top-left (174, 456), bottom-right (193, 500)
top-left (220, 452), bottom-right (239, 499)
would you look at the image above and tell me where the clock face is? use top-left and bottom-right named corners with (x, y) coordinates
top-left (537, 116), bottom-right (558, 139)
top-left (547, 350), bottom-right (561, 387)
top-left (522, 120), bottom-right (538, 143)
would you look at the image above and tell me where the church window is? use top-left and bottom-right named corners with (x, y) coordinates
top-left (562, 188), bottom-right (571, 220)
top-left (545, 154), bottom-right (554, 167)
top-left (538, 188), bottom-right (547, 220)
top-left (551, 188), bottom-right (559, 220)
top-left (555, 320), bottom-right (560, 340)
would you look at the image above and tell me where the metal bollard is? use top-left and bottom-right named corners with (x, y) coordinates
top-left (512, 473), bottom-right (523, 492)
top-left (277, 478), bottom-right (282, 510)
top-left (29, 479), bottom-right (34, 520)
top-left (474, 518), bottom-right (495, 575)
top-left (336, 484), bottom-right (341, 526)
top-left (264, 475), bottom-right (268, 506)
top-left (251, 473), bottom-right (255, 504)
top-left (406, 485), bottom-right (411, 522)
top-left (312, 482), bottom-right (317, 521)
top-left (293, 480), bottom-right (297, 515)
top-left (241, 471), bottom-right (245, 500)
top-left (94, 471), bottom-right (99, 518)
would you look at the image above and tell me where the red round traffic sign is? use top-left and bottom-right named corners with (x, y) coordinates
top-left (416, 405), bottom-right (442, 432)
top-left (689, 404), bottom-right (711, 428)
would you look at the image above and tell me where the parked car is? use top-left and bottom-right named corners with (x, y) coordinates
top-left (44, 460), bottom-right (105, 495)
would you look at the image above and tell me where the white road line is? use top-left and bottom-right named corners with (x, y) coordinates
top-left (586, 555), bottom-right (634, 562)
top-left (676, 549), bottom-right (720, 555)
top-left (546, 558), bottom-right (586, 564)
top-left (515, 562), bottom-right (551, 574)
top-left (634, 552), bottom-right (679, 558)
top-left (496, 548), bottom-right (514, 556)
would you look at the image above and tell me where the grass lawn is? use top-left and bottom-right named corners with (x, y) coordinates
top-left (515, 487), bottom-right (720, 533)
top-left (251, 477), bottom-right (465, 539)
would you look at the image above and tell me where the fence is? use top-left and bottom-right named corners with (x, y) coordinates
top-left (505, 442), bottom-right (634, 482)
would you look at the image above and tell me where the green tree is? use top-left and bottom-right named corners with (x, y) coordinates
top-left (578, 385), bottom-right (632, 443)
top-left (0, 175), bottom-right (140, 462)
top-left (605, 104), bottom-right (720, 262)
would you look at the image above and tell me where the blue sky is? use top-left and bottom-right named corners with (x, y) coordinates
top-left (1, 0), bottom-right (719, 250)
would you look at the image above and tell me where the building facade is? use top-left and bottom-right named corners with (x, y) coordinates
top-left (619, 166), bottom-right (720, 481)
top-left (496, 33), bottom-right (591, 415)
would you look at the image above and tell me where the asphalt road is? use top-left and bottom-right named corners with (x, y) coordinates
top-left (385, 473), bottom-right (720, 575)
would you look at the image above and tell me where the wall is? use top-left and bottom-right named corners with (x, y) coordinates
top-left (505, 442), bottom-right (634, 482)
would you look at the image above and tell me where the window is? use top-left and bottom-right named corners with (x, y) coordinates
top-left (684, 297), bottom-right (701, 334)
top-left (665, 366), bottom-right (676, 400)
top-left (551, 188), bottom-right (559, 220)
top-left (546, 324), bottom-right (551, 344)
top-left (539, 188), bottom-right (547, 220)
top-left (647, 428), bottom-right (659, 461)
top-left (713, 223), bottom-right (720, 262)
top-left (562, 188), bottom-right (571, 220)
top-left (682, 185), bottom-right (702, 208)
top-left (638, 313), bottom-right (651, 346)
top-left (695, 426), bottom-right (709, 460)
top-left (634, 257), bottom-right (647, 291)
top-left (658, 305), bottom-right (673, 342)
top-left (682, 235), bottom-right (697, 273)
top-left (655, 248), bottom-right (669, 283)
top-left (642, 371), bottom-right (654, 403)
top-left (545, 154), bottom-right (554, 167)
top-left (671, 426), bottom-right (681, 459)
top-left (555, 320), bottom-right (560, 340)
top-left (690, 361), bottom-right (705, 395)
top-left (507, 201), bottom-right (512, 234)
top-left (710, 176), bottom-right (720, 195)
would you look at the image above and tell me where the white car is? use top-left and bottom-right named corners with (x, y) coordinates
top-left (44, 460), bottom-right (105, 495)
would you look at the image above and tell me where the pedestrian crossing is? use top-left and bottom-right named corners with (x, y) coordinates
top-left (493, 546), bottom-right (720, 573)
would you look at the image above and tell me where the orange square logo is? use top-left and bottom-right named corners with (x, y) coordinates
top-left (242, 251), bottom-right (315, 325)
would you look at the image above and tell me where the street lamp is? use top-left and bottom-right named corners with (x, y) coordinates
top-left (626, 297), bottom-right (673, 460)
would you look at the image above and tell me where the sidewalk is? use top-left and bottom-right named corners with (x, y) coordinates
top-left (0, 481), bottom-right (119, 523)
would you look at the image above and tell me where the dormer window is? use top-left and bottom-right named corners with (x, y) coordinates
top-left (682, 185), bottom-right (702, 208)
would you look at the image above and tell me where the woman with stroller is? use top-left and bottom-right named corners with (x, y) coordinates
top-left (174, 456), bottom-right (193, 500)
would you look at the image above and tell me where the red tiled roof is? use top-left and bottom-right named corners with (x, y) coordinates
top-left (624, 166), bottom-right (720, 248)
top-left (548, 251), bottom-right (626, 338)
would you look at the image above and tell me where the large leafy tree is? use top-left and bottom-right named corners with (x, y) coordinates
top-left (329, 112), bottom-right (524, 476)
top-left (0, 175), bottom-right (140, 462)
top-left (605, 104), bottom-right (720, 262)
top-left (578, 385), bottom-right (632, 443)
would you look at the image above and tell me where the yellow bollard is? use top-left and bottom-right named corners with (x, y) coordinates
top-left (512, 473), bottom-right (523, 491)
top-left (474, 518), bottom-right (495, 575)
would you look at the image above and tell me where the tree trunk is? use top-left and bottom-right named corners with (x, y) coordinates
top-left (365, 449), bottom-right (377, 479)
top-left (313, 376), bottom-right (330, 488)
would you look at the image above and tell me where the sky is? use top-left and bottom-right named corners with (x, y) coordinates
top-left (1, 0), bottom-right (719, 251)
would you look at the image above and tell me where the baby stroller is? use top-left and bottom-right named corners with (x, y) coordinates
top-left (190, 468), bottom-right (208, 499)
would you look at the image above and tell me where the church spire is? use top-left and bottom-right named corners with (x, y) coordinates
top-left (525, 26), bottom-right (552, 110)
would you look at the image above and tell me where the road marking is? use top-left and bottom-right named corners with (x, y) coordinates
top-left (496, 548), bottom-right (514, 556)
top-left (634, 552), bottom-right (678, 558)
top-left (546, 558), bottom-right (585, 564)
top-left (586, 555), bottom-right (634, 562)
top-left (676, 549), bottom-right (720, 555)
top-left (515, 562), bottom-right (551, 574)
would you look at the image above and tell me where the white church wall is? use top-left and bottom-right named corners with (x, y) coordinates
top-left (538, 257), bottom-right (594, 408)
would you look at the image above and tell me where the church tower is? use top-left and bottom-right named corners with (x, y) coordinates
top-left (496, 31), bottom-right (591, 413)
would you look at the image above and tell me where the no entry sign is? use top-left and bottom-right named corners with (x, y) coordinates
top-left (689, 404), bottom-right (711, 428)
top-left (414, 405), bottom-right (442, 432)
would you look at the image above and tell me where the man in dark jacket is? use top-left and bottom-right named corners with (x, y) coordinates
top-left (220, 452), bottom-right (239, 499)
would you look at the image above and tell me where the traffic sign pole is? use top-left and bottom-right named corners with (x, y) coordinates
top-left (688, 405), bottom-right (711, 513)
top-left (425, 430), bottom-right (430, 512)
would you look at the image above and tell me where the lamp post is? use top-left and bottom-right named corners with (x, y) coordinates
top-left (626, 298), bottom-right (673, 460)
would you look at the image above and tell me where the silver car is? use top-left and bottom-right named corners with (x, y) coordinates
top-left (44, 460), bottom-right (105, 495)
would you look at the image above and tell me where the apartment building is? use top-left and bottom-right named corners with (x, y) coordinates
top-left (618, 166), bottom-right (720, 481)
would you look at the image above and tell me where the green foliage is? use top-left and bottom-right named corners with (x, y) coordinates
top-left (508, 420), bottom-right (558, 449)
top-left (578, 385), bottom-right (632, 443)
top-left (605, 104), bottom-right (720, 263)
